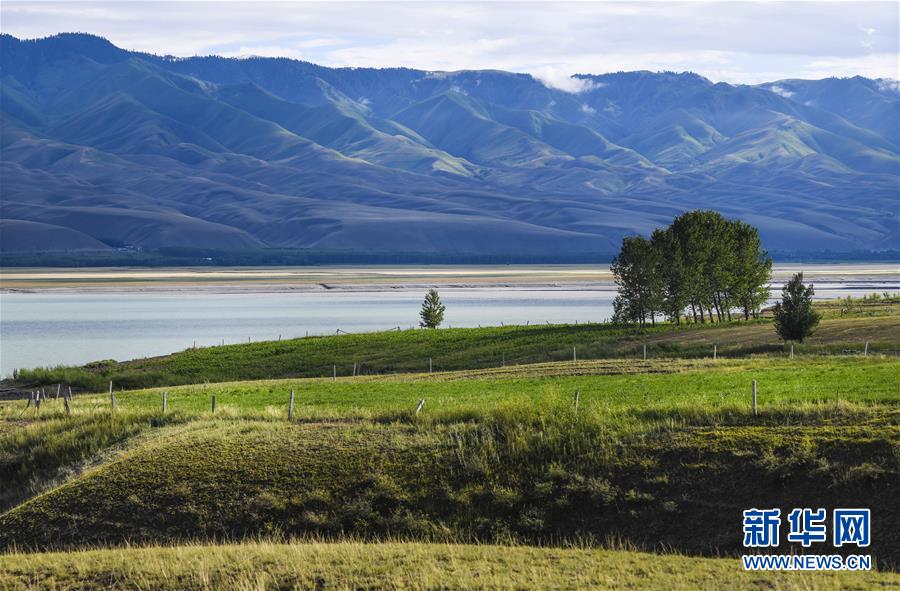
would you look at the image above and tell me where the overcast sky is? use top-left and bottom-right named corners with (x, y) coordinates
top-left (2, 1), bottom-right (898, 88)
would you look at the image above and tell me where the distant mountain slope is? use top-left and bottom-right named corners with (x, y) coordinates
top-left (1, 33), bottom-right (898, 255)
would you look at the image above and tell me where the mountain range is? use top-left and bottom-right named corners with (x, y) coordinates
top-left (1, 33), bottom-right (898, 256)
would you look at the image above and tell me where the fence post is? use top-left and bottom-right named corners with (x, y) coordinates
top-left (643, 344), bottom-right (647, 360)
top-left (573, 346), bottom-right (577, 362)
top-left (713, 344), bottom-right (717, 360)
top-left (429, 357), bottom-right (433, 373)
top-left (64, 395), bottom-right (71, 416)
top-left (56, 384), bottom-right (61, 399)
top-left (333, 365), bottom-right (336, 381)
top-left (574, 389), bottom-right (580, 413)
top-left (415, 399), bottom-right (426, 415)
top-left (109, 381), bottom-right (113, 398)
top-left (502, 353), bottom-right (505, 367)
top-left (163, 391), bottom-right (168, 414)
top-left (790, 344), bottom-right (794, 359)
top-left (289, 390), bottom-right (295, 420)
top-left (864, 342), bottom-right (869, 357)
top-left (111, 392), bottom-right (116, 412)
top-left (752, 380), bottom-right (758, 416)
top-left (211, 396), bottom-right (216, 414)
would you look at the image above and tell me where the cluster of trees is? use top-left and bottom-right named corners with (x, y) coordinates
top-left (612, 210), bottom-right (773, 326)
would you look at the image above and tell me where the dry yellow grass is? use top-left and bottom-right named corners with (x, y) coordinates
top-left (1, 541), bottom-right (896, 590)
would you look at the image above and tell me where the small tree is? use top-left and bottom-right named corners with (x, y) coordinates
top-left (419, 289), bottom-right (445, 329)
top-left (773, 272), bottom-right (820, 342)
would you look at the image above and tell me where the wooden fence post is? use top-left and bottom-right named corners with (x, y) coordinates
top-left (574, 389), bottom-right (580, 413)
top-left (790, 344), bottom-right (794, 359)
top-left (111, 392), bottom-right (116, 412)
top-left (415, 399), bottom-right (426, 415)
top-left (713, 344), bottom-right (717, 360)
top-left (573, 346), bottom-right (577, 362)
top-left (429, 357), bottom-right (433, 373)
top-left (163, 391), bottom-right (168, 414)
top-left (211, 395), bottom-right (216, 414)
top-left (752, 380), bottom-right (758, 416)
top-left (56, 384), bottom-right (61, 399)
top-left (64, 395), bottom-right (71, 416)
top-left (333, 365), bottom-right (336, 381)
top-left (864, 342), bottom-right (869, 357)
top-left (288, 390), bottom-right (295, 420)
top-left (643, 344), bottom-right (647, 360)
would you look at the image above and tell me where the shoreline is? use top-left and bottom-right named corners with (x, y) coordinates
top-left (1, 263), bottom-right (899, 294)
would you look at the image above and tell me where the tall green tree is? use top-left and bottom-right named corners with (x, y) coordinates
top-left (729, 221), bottom-right (772, 319)
top-left (611, 236), bottom-right (663, 327)
top-left (419, 289), bottom-right (446, 329)
top-left (651, 227), bottom-right (689, 324)
top-left (773, 272), bottom-right (820, 342)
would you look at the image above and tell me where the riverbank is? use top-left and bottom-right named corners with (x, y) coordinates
top-left (2, 263), bottom-right (898, 292)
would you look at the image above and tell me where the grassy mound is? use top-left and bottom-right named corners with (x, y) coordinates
top-left (3, 354), bottom-right (897, 577)
top-left (12, 312), bottom-right (900, 392)
top-left (2, 541), bottom-right (896, 590)
top-left (2, 410), bottom-right (897, 566)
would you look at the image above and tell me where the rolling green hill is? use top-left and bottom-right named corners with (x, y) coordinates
top-left (1, 357), bottom-right (898, 566)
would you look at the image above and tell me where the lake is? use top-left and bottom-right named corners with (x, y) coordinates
top-left (1, 264), bottom-right (897, 376)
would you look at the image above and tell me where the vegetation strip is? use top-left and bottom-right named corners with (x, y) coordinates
top-left (2, 541), bottom-right (897, 590)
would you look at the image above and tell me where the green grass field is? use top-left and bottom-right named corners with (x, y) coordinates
top-left (2, 309), bottom-right (898, 589)
top-left (10, 304), bottom-right (899, 392)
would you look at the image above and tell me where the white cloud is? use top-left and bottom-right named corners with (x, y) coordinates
top-left (580, 103), bottom-right (597, 115)
top-left (532, 66), bottom-right (597, 93)
top-left (877, 78), bottom-right (900, 93)
top-left (768, 84), bottom-right (795, 99)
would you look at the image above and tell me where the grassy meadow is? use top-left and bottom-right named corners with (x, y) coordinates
top-left (11, 302), bottom-right (900, 391)
top-left (2, 541), bottom-right (897, 591)
top-left (1, 299), bottom-right (898, 589)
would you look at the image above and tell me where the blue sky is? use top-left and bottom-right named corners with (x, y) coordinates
top-left (2, 1), bottom-right (898, 88)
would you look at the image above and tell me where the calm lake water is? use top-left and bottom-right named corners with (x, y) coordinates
top-left (1, 268), bottom-right (897, 376)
